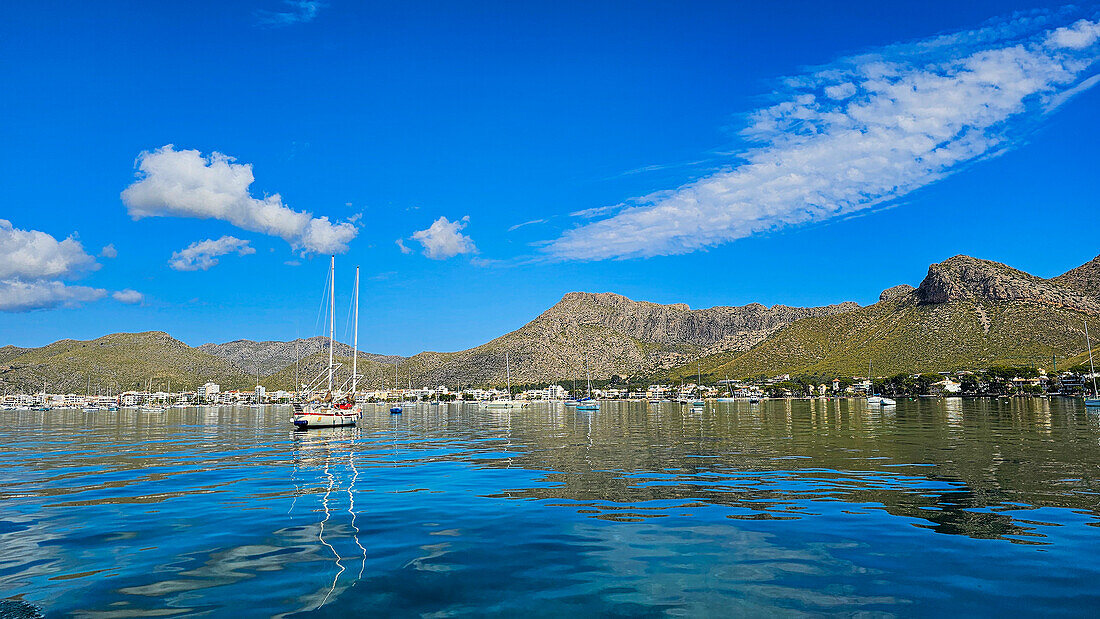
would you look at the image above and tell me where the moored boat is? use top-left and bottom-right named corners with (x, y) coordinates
top-left (292, 258), bottom-right (362, 430)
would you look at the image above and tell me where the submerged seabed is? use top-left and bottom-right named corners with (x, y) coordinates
top-left (1, 399), bottom-right (1099, 616)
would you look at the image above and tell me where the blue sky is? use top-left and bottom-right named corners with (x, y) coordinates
top-left (2, 0), bottom-right (1099, 355)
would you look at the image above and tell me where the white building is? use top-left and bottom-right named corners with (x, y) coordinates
top-left (199, 382), bottom-right (220, 401)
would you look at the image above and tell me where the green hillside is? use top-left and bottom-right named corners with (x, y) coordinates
top-left (0, 332), bottom-right (252, 393)
top-left (703, 298), bottom-right (1097, 379)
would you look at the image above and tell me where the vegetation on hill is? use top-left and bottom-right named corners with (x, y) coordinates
top-left (0, 332), bottom-right (251, 394)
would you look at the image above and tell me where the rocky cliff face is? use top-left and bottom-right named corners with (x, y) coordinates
top-left (539, 292), bottom-right (859, 347)
top-left (1050, 255), bottom-right (1100, 299)
top-left (397, 292), bottom-right (861, 384)
top-left (915, 255), bottom-right (1099, 313)
top-left (198, 337), bottom-right (404, 377)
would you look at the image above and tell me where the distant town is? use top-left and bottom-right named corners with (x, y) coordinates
top-left (3, 364), bottom-right (1094, 410)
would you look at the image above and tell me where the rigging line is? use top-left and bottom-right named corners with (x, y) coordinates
top-left (314, 266), bottom-right (331, 339)
top-left (343, 278), bottom-right (355, 344)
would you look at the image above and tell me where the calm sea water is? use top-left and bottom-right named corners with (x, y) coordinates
top-left (2, 399), bottom-right (1099, 617)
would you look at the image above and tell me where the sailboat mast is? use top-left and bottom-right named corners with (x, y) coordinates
top-left (352, 266), bottom-right (360, 397)
top-left (505, 352), bottom-right (512, 398)
top-left (585, 352), bottom-right (592, 398)
top-left (1085, 320), bottom-right (1098, 397)
top-left (327, 255), bottom-right (335, 393)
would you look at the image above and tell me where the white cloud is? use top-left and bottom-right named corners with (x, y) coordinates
top-left (100, 244), bottom-right (118, 259)
top-left (168, 236), bottom-right (257, 271)
top-left (411, 216), bottom-right (477, 259)
top-left (0, 219), bottom-right (98, 280)
top-left (546, 12), bottom-right (1100, 260)
top-left (112, 289), bottom-right (144, 304)
top-left (0, 280), bottom-right (106, 313)
top-left (395, 238), bottom-right (412, 254)
top-left (121, 145), bottom-right (358, 254)
top-left (256, 0), bottom-right (323, 27)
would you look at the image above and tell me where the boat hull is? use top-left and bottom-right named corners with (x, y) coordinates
top-left (293, 409), bottom-right (360, 429)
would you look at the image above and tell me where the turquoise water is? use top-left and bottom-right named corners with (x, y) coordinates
top-left (2, 399), bottom-right (1099, 616)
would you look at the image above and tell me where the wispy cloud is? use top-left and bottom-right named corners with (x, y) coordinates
top-left (99, 244), bottom-right (118, 259)
top-left (546, 12), bottom-right (1100, 260)
top-left (168, 236), bottom-right (256, 271)
top-left (122, 145), bottom-right (358, 254)
top-left (410, 216), bottom-right (478, 259)
top-left (508, 218), bottom-right (548, 232)
top-left (255, 0), bottom-right (324, 27)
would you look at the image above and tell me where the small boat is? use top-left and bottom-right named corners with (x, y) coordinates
top-left (866, 361), bottom-right (895, 406)
top-left (140, 405), bottom-right (166, 413)
top-left (748, 396), bottom-right (760, 404)
top-left (574, 350), bottom-right (599, 412)
top-left (483, 353), bottom-right (529, 409)
top-left (564, 400), bottom-right (579, 407)
top-left (390, 405), bottom-right (403, 414)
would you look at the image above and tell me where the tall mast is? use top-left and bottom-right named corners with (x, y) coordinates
top-left (1086, 320), bottom-right (1098, 397)
top-left (327, 255), bottom-right (335, 393)
top-left (585, 351), bottom-right (592, 398)
top-left (505, 352), bottom-right (512, 399)
top-left (352, 266), bottom-right (360, 397)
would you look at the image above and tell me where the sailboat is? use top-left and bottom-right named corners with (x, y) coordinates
top-left (866, 361), bottom-right (896, 406)
top-left (484, 352), bottom-right (528, 408)
top-left (292, 258), bottom-right (362, 429)
top-left (691, 362), bottom-right (705, 406)
top-left (1084, 320), bottom-right (1099, 407)
top-left (576, 352), bottom-right (599, 411)
top-left (389, 360), bottom-right (402, 414)
top-left (716, 374), bottom-right (736, 402)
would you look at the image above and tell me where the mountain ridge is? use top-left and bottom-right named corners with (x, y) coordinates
top-left (3, 253), bottom-right (1098, 391)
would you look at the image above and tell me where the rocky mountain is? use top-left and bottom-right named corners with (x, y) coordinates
top-left (393, 292), bottom-right (861, 386)
top-left (1050, 255), bottom-right (1100, 300)
top-left (198, 337), bottom-right (404, 377)
top-left (684, 254), bottom-right (1100, 379)
top-left (6, 253), bottom-right (1098, 392)
top-left (914, 255), bottom-right (1100, 312)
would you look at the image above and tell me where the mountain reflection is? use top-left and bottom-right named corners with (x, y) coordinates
top-left (362, 399), bottom-right (1100, 543)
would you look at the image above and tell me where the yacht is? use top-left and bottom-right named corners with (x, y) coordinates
top-left (292, 259), bottom-right (362, 429)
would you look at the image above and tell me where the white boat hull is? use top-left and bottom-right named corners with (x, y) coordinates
top-left (483, 400), bottom-right (528, 409)
top-left (293, 407), bottom-right (360, 429)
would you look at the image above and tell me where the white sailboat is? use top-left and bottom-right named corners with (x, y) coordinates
top-left (1084, 320), bottom-right (1099, 407)
top-left (484, 352), bottom-right (528, 408)
top-left (576, 351), bottom-right (599, 411)
top-left (866, 361), bottom-right (896, 406)
top-left (293, 258), bottom-right (362, 429)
